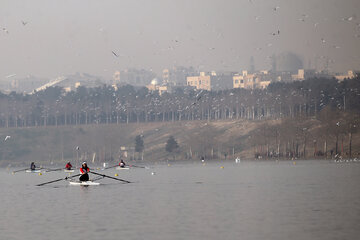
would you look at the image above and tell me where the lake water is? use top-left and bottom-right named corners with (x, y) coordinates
top-left (1, 160), bottom-right (359, 240)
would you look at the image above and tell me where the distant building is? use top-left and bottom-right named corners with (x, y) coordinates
top-left (114, 68), bottom-right (156, 86)
top-left (233, 70), bottom-right (272, 89)
top-left (146, 78), bottom-right (168, 95)
top-left (186, 72), bottom-right (211, 91)
top-left (211, 71), bottom-right (236, 90)
top-left (335, 70), bottom-right (357, 81)
top-left (113, 71), bottom-right (120, 84)
top-left (162, 69), bottom-right (170, 84)
top-left (291, 69), bottom-right (317, 81)
top-left (31, 73), bottom-right (104, 94)
top-left (162, 66), bottom-right (196, 86)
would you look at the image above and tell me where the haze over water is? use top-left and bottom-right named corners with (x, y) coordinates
top-left (1, 160), bottom-right (359, 240)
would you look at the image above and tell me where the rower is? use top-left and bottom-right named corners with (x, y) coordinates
top-left (79, 162), bottom-right (90, 181)
top-left (65, 161), bottom-right (72, 170)
top-left (119, 159), bottom-right (126, 168)
top-left (30, 162), bottom-right (36, 170)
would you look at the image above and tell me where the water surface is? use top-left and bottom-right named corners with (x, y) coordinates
top-left (1, 160), bottom-right (359, 240)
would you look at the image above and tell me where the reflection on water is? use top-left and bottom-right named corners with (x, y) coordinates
top-left (1, 160), bottom-right (360, 240)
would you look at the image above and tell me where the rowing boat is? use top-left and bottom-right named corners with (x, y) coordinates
top-left (116, 166), bottom-right (130, 170)
top-left (69, 181), bottom-right (100, 186)
top-left (64, 169), bottom-right (75, 173)
top-left (25, 169), bottom-right (43, 173)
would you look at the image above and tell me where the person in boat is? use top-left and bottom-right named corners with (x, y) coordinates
top-left (30, 162), bottom-right (36, 170)
top-left (119, 159), bottom-right (126, 168)
top-left (79, 162), bottom-right (90, 181)
top-left (65, 162), bottom-right (72, 170)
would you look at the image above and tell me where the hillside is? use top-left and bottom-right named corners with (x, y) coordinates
top-left (0, 115), bottom-right (359, 167)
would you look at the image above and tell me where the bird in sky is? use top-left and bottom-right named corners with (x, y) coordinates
top-left (6, 74), bottom-right (16, 78)
top-left (21, 21), bottom-right (28, 26)
top-left (111, 51), bottom-right (119, 57)
top-left (2, 27), bottom-right (9, 34)
top-left (4, 136), bottom-right (11, 141)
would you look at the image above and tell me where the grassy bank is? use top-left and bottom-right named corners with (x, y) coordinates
top-left (0, 114), bottom-right (359, 167)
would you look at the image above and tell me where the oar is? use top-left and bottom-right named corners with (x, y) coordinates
top-left (36, 174), bottom-right (81, 186)
top-left (12, 168), bottom-right (30, 174)
top-left (90, 171), bottom-right (131, 183)
top-left (104, 165), bottom-right (118, 170)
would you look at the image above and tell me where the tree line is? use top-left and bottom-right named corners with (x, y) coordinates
top-left (0, 76), bottom-right (359, 128)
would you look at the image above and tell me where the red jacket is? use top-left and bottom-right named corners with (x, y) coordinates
top-left (65, 163), bottom-right (72, 169)
top-left (80, 167), bottom-right (89, 174)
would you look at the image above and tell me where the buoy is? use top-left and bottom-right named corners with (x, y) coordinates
top-left (151, 172), bottom-right (156, 175)
top-left (201, 159), bottom-right (205, 163)
top-left (115, 173), bottom-right (118, 177)
top-left (38, 172), bottom-right (42, 176)
top-left (220, 166), bottom-right (224, 169)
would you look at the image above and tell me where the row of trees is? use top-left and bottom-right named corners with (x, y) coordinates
top-left (248, 109), bottom-right (359, 160)
top-left (0, 77), bottom-right (359, 128)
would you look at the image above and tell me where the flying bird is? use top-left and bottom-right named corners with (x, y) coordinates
top-left (21, 21), bottom-right (28, 26)
top-left (4, 136), bottom-right (10, 141)
top-left (6, 74), bottom-right (16, 78)
top-left (342, 16), bottom-right (354, 22)
top-left (111, 51), bottom-right (119, 57)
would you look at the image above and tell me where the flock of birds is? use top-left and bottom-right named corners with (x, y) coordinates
top-left (1, 2), bottom-right (359, 77)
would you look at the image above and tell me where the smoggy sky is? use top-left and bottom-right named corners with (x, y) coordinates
top-left (1, 0), bottom-right (360, 81)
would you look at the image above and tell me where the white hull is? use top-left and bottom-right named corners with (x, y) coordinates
top-left (64, 169), bottom-right (75, 173)
top-left (116, 167), bottom-right (130, 170)
top-left (25, 169), bottom-right (43, 173)
top-left (69, 181), bottom-right (100, 186)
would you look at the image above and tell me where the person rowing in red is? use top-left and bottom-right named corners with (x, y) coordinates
top-left (65, 162), bottom-right (72, 170)
top-left (119, 159), bottom-right (126, 168)
top-left (79, 162), bottom-right (90, 181)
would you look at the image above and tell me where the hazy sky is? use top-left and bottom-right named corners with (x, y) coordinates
top-left (1, 0), bottom-right (360, 81)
